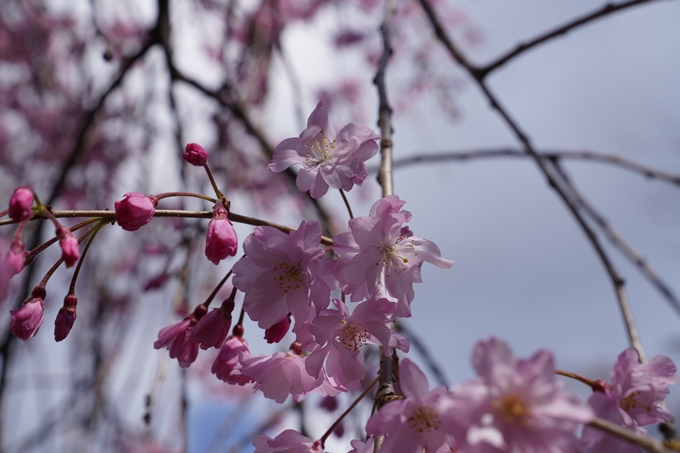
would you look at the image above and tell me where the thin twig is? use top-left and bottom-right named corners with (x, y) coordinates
top-left (380, 148), bottom-right (680, 187)
top-left (339, 190), bottom-right (354, 219)
top-left (417, 0), bottom-right (647, 360)
top-left (478, 0), bottom-right (663, 78)
top-left (589, 417), bottom-right (676, 453)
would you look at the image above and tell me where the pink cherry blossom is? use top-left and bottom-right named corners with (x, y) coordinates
top-left (347, 438), bottom-right (374, 453)
top-left (114, 192), bottom-right (157, 231)
top-left (10, 286), bottom-right (46, 340)
top-left (253, 429), bottom-right (324, 453)
top-left (54, 294), bottom-right (77, 342)
top-left (240, 349), bottom-right (323, 403)
top-left (153, 318), bottom-right (199, 368)
top-left (232, 220), bottom-right (335, 332)
top-left (580, 392), bottom-right (646, 453)
top-left (205, 205), bottom-right (238, 264)
top-left (183, 143), bottom-right (208, 166)
top-left (448, 337), bottom-right (593, 453)
top-left (57, 226), bottom-right (79, 267)
top-left (333, 195), bottom-right (453, 318)
top-left (366, 358), bottom-right (455, 453)
top-left (191, 297), bottom-right (234, 349)
top-left (211, 335), bottom-right (254, 385)
top-left (305, 298), bottom-right (409, 389)
top-left (268, 101), bottom-right (379, 198)
top-left (8, 186), bottom-right (34, 222)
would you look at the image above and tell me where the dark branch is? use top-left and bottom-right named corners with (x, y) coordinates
top-left (479, 0), bottom-right (663, 78)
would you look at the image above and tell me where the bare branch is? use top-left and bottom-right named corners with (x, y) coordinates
top-left (417, 0), bottom-right (648, 360)
top-left (381, 148), bottom-right (680, 187)
top-left (479, 0), bottom-right (664, 78)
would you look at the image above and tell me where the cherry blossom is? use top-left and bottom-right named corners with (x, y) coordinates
top-left (333, 195), bottom-right (453, 318)
top-left (232, 220), bottom-right (334, 332)
top-left (240, 347), bottom-right (323, 403)
top-left (183, 143), bottom-right (209, 166)
top-left (5, 239), bottom-right (25, 276)
top-left (268, 101), bottom-right (379, 198)
top-left (153, 318), bottom-right (199, 368)
top-left (10, 286), bottom-right (46, 340)
top-left (212, 335), bottom-right (254, 386)
top-left (56, 225), bottom-right (79, 267)
top-left (305, 298), bottom-right (409, 389)
top-left (449, 337), bottom-right (593, 453)
top-left (366, 358), bottom-right (455, 453)
top-left (8, 186), bottom-right (34, 222)
top-left (191, 297), bottom-right (234, 349)
top-left (205, 204), bottom-right (238, 264)
top-left (253, 429), bottom-right (324, 453)
top-left (114, 192), bottom-right (158, 231)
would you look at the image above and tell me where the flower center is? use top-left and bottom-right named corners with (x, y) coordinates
top-left (496, 394), bottom-right (531, 424)
top-left (339, 323), bottom-right (370, 351)
top-left (272, 262), bottom-right (302, 293)
top-left (378, 236), bottom-right (415, 273)
top-left (620, 390), bottom-right (651, 412)
top-left (306, 130), bottom-right (335, 164)
top-left (407, 405), bottom-right (441, 433)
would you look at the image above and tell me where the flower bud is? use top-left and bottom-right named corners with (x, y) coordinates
top-left (54, 294), bottom-right (77, 342)
top-left (5, 239), bottom-right (25, 276)
top-left (183, 143), bottom-right (209, 166)
top-left (8, 187), bottom-right (34, 222)
top-left (263, 314), bottom-right (290, 344)
top-left (114, 192), bottom-right (157, 231)
top-left (57, 226), bottom-right (79, 267)
top-left (191, 305), bottom-right (233, 349)
top-left (205, 206), bottom-right (238, 264)
top-left (10, 286), bottom-right (46, 340)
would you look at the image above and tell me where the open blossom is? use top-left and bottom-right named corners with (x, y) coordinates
top-left (205, 205), bottom-right (238, 264)
top-left (240, 348), bottom-right (323, 403)
top-left (449, 337), bottom-right (593, 453)
top-left (183, 143), bottom-right (208, 166)
top-left (305, 298), bottom-right (409, 389)
top-left (114, 192), bottom-right (157, 231)
top-left (153, 318), bottom-right (199, 368)
top-left (212, 335), bottom-right (254, 385)
top-left (367, 359), bottom-right (455, 453)
top-left (333, 195), bottom-right (453, 318)
top-left (10, 286), bottom-right (46, 340)
top-left (581, 348), bottom-right (678, 451)
top-left (268, 101), bottom-right (379, 198)
top-left (191, 297), bottom-right (235, 349)
top-left (8, 186), bottom-right (34, 222)
top-left (232, 220), bottom-right (335, 332)
top-left (253, 429), bottom-right (325, 453)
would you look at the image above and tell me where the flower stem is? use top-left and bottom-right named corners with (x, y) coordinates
top-left (339, 189), bottom-right (354, 219)
top-left (203, 163), bottom-right (224, 200)
top-left (68, 220), bottom-right (107, 293)
top-left (154, 192), bottom-right (217, 203)
top-left (319, 376), bottom-right (380, 448)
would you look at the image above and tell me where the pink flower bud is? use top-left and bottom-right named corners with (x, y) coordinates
top-left (114, 192), bottom-right (157, 231)
top-left (205, 206), bottom-right (238, 264)
top-left (5, 239), bottom-right (25, 276)
top-left (212, 335), bottom-right (253, 385)
top-left (8, 187), bottom-right (33, 222)
top-left (191, 305), bottom-right (233, 349)
top-left (57, 226), bottom-right (79, 267)
top-left (54, 294), bottom-right (77, 342)
top-left (10, 286), bottom-right (45, 340)
top-left (264, 314), bottom-right (291, 344)
top-left (183, 143), bottom-right (209, 166)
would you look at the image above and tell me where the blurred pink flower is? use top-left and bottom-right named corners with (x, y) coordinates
top-left (114, 192), bottom-right (157, 231)
top-left (253, 429), bottom-right (324, 453)
top-left (333, 195), bottom-right (453, 318)
top-left (268, 101), bottom-right (379, 198)
top-left (5, 239), bottom-right (25, 276)
top-left (448, 338), bottom-right (593, 453)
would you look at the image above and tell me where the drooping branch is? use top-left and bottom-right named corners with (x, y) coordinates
top-left (383, 148), bottom-right (680, 187)
top-left (417, 0), bottom-right (648, 361)
top-left (478, 0), bottom-right (664, 78)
